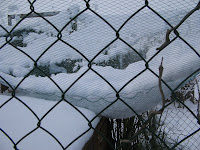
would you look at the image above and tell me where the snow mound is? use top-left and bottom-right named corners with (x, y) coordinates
top-left (0, 39), bottom-right (199, 118)
top-left (0, 95), bottom-right (99, 150)
top-left (0, 1), bottom-right (200, 118)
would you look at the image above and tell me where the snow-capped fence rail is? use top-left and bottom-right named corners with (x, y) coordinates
top-left (8, 11), bottom-right (60, 26)
top-left (0, 0), bottom-right (200, 150)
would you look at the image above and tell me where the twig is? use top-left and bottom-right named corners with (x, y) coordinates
top-left (195, 78), bottom-right (200, 124)
top-left (120, 118), bottom-right (152, 144)
top-left (150, 57), bottom-right (165, 115)
top-left (159, 57), bottom-right (165, 109)
top-left (120, 58), bottom-right (165, 143)
top-left (157, 2), bottom-right (200, 50)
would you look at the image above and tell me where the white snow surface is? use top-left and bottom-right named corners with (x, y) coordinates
top-left (159, 101), bottom-right (200, 150)
top-left (0, 95), bottom-right (99, 150)
top-left (0, 0), bottom-right (199, 118)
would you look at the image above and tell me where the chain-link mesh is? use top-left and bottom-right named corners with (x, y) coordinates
top-left (0, 0), bottom-right (200, 149)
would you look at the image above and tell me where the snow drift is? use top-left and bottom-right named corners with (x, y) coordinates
top-left (0, 0), bottom-right (200, 118)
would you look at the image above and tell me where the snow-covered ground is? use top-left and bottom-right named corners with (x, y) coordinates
top-left (0, 94), bottom-right (99, 150)
top-left (156, 76), bottom-right (200, 150)
top-left (159, 101), bottom-right (200, 150)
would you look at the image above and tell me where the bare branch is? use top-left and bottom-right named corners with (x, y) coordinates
top-left (157, 2), bottom-right (200, 50)
top-left (195, 78), bottom-right (200, 123)
top-left (121, 58), bottom-right (166, 143)
top-left (150, 57), bottom-right (165, 115)
top-left (159, 57), bottom-right (165, 109)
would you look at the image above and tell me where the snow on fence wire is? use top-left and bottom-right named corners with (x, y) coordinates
top-left (0, 0), bottom-right (200, 149)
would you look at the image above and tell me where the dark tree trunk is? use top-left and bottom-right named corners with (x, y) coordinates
top-left (83, 117), bottom-right (114, 150)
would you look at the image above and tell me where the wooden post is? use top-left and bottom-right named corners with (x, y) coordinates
top-left (83, 118), bottom-right (114, 150)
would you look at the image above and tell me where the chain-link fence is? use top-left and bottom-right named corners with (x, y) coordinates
top-left (0, 0), bottom-right (200, 149)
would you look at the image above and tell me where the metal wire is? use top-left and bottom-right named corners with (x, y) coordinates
top-left (0, 0), bottom-right (200, 149)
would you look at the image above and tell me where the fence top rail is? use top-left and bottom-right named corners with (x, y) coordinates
top-left (8, 11), bottom-right (60, 26)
